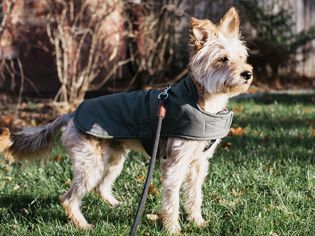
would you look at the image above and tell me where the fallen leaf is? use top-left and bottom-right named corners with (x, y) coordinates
top-left (1, 114), bottom-right (14, 126)
top-left (221, 142), bottom-right (232, 150)
top-left (6, 176), bottom-right (13, 181)
top-left (310, 128), bottom-right (315, 137)
top-left (11, 224), bottom-right (18, 229)
top-left (146, 213), bottom-right (159, 223)
top-left (232, 106), bottom-right (244, 113)
top-left (219, 198), bottom-right (238, 208)
top-left (135, 175), bottom-right (145, 182)
top-left (65, 179), bottom-right (71, 185)
top-left (54, 154), bottom-right (63, 162)
top-left (148, 184), bottom-right (159, 196)
top-left (229, 127), bottom-right (245, 136)
top-left (232, 188), bottom-right (242, 197)
top-left (13, 184), bottom-right (20, 191)
top-left (303, 108), bottom-right (311, 113)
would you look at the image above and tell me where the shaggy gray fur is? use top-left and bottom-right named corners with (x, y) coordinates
top-left (10, 113), bottom-right (73, 159)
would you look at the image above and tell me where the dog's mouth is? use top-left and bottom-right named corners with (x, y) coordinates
top-left (225, 76), bottom-right (252, 87)
top-left (223, 78), bottom-right (252, 96)
top-left (239, 79), bottom-right (252, 88)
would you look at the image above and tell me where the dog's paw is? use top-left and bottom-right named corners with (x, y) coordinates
top-left (82, 223), bottom-right (94, 230)
top-left (76, 222), bottom-right (94, 230)
top-left (165, 223), bottom-right (181, 235)
top-left (195, 218), bottom-right (208, 228)
top-left (159, 211), bottom-right (181, 234)
top-left (101, 194), bottom-right (121, 207)
top-left (162, 218), bottom-right (181, 234)
top-left (188, 215), bottom-right (208, 228)
top-left (108, 198), bottom-right (121, 207)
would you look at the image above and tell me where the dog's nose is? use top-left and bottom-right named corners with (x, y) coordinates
top-left (240, 71), bottom-right (252, 80)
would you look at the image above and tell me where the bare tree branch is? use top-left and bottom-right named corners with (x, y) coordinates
top-left (46, 0), bottom-right (123, 107)
top-left (0, 0), bottom-right (16, 38)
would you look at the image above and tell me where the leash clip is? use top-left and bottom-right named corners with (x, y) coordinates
top-left (158, 85), bottom-right (172, 100)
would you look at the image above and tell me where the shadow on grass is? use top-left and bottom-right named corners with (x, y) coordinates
top-left (235, 116), bottom-right (314, 130)
top-left (236, 93), bottom-right (315, 105)
top-left (222, 134), bottom-right (314, 163)
top-left (0, 192), bottom-right (151, 231)
top-left (0, 194), bottom-right (68, 223)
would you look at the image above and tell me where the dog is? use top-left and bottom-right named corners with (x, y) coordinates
top-left (0, 7), bottom-right (252, 234)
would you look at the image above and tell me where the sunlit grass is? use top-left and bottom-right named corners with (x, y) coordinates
top-left (0, 93), bottom-right (314, 235)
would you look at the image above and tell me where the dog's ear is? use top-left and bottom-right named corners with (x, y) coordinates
top-left (190, 17), bottom-right (217, 51)
top-left (218, 7), bottom-right (240, 38)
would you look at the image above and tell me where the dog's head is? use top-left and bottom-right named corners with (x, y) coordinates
top-left (189, 7), bottom-right (253, 97)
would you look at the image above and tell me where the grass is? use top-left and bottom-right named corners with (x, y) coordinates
top-left (0, 93), bottom-right (314, 235)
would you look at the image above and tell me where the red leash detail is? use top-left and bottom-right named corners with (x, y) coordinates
top-left (158, 101), bottom-right (166, 118)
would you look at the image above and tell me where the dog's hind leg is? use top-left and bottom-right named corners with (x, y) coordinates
top-left (96, 145), bottom-right (127, 207)
top-left (60, 147), bottom-right (107, 229)
top-left (60, 122), bottom-right (107, 229)
top-left (159, 138), bottom-right (196, 234)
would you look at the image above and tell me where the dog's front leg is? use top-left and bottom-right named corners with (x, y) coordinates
top-left (183, 156), bottom-right (209, 227)
top-left (159, 139), bottom-right (195, 234)
top-left (183, 140), bottom-right (219, 227)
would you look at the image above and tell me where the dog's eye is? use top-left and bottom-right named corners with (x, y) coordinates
top-left (219, 56), bottom-right (229, 62)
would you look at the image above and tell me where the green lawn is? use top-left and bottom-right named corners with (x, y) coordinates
top-left (0, 93), bottom-right (314, 235)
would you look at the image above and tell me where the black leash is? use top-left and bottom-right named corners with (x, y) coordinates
top-left (129, 86), bottom-right (171, 236)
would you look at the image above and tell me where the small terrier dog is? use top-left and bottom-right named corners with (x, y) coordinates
top-left (0, 7), bottom-right (252, 234)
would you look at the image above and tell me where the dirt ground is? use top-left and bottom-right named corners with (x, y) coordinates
top-left (0, 94), bottom-right (58, 130)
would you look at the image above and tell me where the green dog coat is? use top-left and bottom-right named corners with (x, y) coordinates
top-left (73, 76), bottom-right (233, 155)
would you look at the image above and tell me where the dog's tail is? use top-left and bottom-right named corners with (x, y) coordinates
top-left (0, 113), bottom-right (73, 161)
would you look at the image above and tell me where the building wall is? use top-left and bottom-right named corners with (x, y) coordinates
top-left (293, 0), bottom-right (315, 77)
top-left (0, 0), bottom-right (314, 95)
top-left (183, 0), bottom-right (315, 77)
